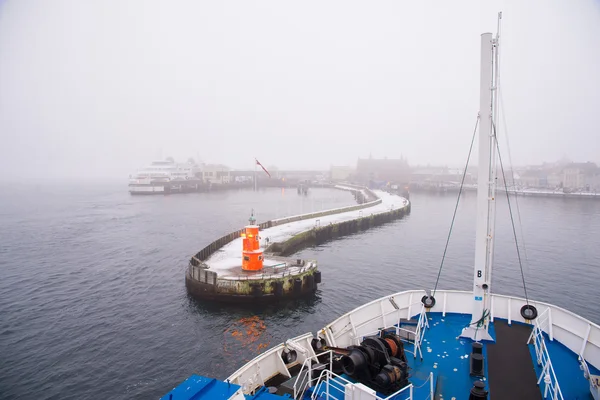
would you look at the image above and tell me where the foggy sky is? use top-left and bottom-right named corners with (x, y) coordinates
top-left (1, 0), bottom-right (599, 181)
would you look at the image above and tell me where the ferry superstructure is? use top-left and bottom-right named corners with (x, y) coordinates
top-left (128, 159), bottom-right (201, 194)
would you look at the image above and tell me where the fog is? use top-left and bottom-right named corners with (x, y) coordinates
top-left (1, 0), bottom-right (599, 181)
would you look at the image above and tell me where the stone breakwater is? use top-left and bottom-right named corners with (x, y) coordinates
top-left (266, 204), bottom-right (410, 257)
top-left (185, 186), bottom-right (410, 302)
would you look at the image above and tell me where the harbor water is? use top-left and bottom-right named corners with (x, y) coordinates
top-left (1, 184), bottom-right (599, 399)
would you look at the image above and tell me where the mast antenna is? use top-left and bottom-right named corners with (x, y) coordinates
top-left (497, 12), bottom-right (502, 41)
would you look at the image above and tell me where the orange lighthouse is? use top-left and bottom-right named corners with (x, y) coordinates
top-left (241, 211), bottom-right (264, 271)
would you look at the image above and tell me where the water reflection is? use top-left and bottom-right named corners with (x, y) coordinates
top-left (185, 292), bottom-right (323, 366)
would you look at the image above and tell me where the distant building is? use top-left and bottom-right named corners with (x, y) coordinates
top-left (355, 157), bottom-right (410, 186)
top-left (519, 170), bottom-right (547, 188)
top-left (562, 162), bottom-right (598, 190)
top-left (275, 170), bottom-right (324, 182)
top-left (514, 161), bottom-right (599, 191)
top-left (547, 172), bottom-right (562, 188)
top-left (410, 166), bottom-right (473, 186)
top-left (201, 164), bottom-right (231, 184)
top-left (587, 175), bottom-right (600, 192)
top-left (330, 166), bottom-right (354, 182)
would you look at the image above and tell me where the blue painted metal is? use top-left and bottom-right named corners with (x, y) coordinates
top-left (160, 375), bottom-right (242, 400)
top-left (161, 375), bottom-right (294, 400)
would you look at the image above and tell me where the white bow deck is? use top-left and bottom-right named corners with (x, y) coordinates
top-left (223, 290), bottom-right (600, 400)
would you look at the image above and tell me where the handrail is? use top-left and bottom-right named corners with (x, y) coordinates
top-left (343, 298), bottom-right (425, 339)
top-left (292, 350), bottom-right (333, 399)
top-left (311, 369), bottom-right (415, 400)
top-left (429, 371), bottom-right (434, 400)
top-left (213, 261), bottom-right (317, 284)
top-left (403, 371), bottom-right (435, 400)
top-left (578, 354), bottom-right (600, 397)
top-left (356, 304), bottom-right (428, 361)
top-left (308, 367), bottom-right (434, 400)
top-left (419, 307), bottom-right (428, 352)
top-left (528, 309), bottom-right (564, 400)
top-left (407, 305), bottom-right (429, 360)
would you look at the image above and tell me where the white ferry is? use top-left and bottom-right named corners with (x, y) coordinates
top-left (128, 159), bottom-right (201, 195)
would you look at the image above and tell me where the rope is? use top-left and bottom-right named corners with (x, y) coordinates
top-left (432, 115), bottom-right (479, 296)
top-left (499, 90), bottom-right (531, 273)
top-left (469, 309), bottom-right (490, 327)
top-left (412, 375), bottom-right (434, 389)
top-left (493, 121), bottom-right (530, 305)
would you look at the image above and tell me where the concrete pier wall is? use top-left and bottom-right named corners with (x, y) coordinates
top-left (267, 202), bottom-right (411, 257)
top-left (186, 262), bottom-right (319, 302)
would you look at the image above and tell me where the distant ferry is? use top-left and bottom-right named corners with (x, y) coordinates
top-left (128, 159), bottom-right (203, 195)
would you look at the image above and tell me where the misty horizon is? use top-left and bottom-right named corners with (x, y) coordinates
top-left (1, 0), bottom-right (599, 181)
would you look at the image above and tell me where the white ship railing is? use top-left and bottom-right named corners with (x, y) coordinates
top-left (358, 303), bottom-right (429, 361)
top-left (528, 308), bottom-right (564, 400)
top-left (408, 305), bottom-right (429, 360)
top-left (579, 355), bottom-right (600, 400)
top-left (310, 369), bottom-right (434, 400)
top-left (292, 350), bottom-right (333, 399)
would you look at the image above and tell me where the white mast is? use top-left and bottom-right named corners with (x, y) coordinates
top-left (461, 31), bottom-right (498, 342)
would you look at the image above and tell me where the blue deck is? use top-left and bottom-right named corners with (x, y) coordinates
top-left (408, 312), bottom-right (597, 399)
top-left (405, 313), bottom-right (490, 399)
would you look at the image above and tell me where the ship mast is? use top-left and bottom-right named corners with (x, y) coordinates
top-left (461, 23), bottom-right (501, 341)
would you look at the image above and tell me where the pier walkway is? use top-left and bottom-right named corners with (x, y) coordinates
top-left (203, 188), bottom-right (409, 274)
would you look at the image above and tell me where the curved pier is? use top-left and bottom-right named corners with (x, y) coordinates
top-left (185, 185), bottom-right (410, 302)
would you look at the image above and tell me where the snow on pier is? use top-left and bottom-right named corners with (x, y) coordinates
top-left (204, 188), bottom-right (409, 273)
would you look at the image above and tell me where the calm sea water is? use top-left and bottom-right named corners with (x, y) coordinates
top-left (1, 184), bottom-right (599, 399)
